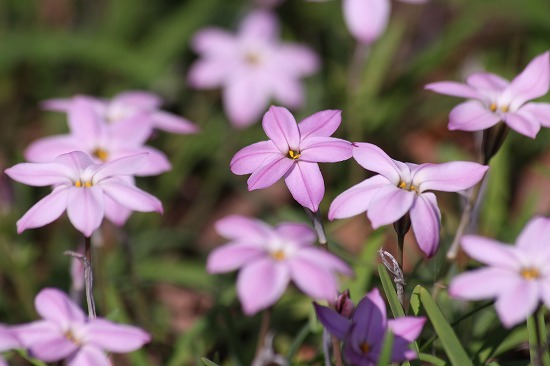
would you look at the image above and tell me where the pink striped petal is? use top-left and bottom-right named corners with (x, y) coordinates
top-left (17, 186), bottom-right (69, 234)
top-left (448, 101), bottom-right (501, 131)
top-left (247, 154), bottom-right (294, 190)
top-left (461, 235), bottom-right (520, 270)
top-left (237, 258), bottom-right (290, 315)
top-left (262, 106), bottom-right (300, 153)
top-left (84, 319), bottom-right (150, 352)
top-left (425, 81), bottom-right (481, 99)
top-left (367, 185), bottom-right (415, 228)
top-left (410, 192), bottom-right (441, 257)
top-left (289, 257), bottom-right (338, 300)
top-left (66, 186), bottom-right (104, 237)
top-left (5, 162), bottom-right (74, 186)
top-left (412, 161), bottom-right (488, 193)
top-left (230, 141), bottom-right (280, 175)
top-left (284, 161), bottom-right (324, 211)
top-left (92, 154), bottom-right (148, 182)
top-left (504, 111), bottom-right (540, 138)
top-left (449, 267), bottom-right (520, 300)
top-left (299, 137), bottom-right (353, 163)
top-left (343, 0), bottom-right (390, 44)
top-left (207, 243), bottom-right (265, 273)
top-left (151, 111), bottom-right (199, 134)
top-left (35, 288), bottom-right (86, 326)
top-left (298, 110), bottom-right (342, 139)
top-left (100, 178), bottom-right (162, 214)
top-left (67, 346), bottom-right (110, 366)
top-left (352, 143), bottom-right (403, 184)
top-left (329, 175), bottom-right (388, 220)
top-left (215, 215), bottom-right (273, 242)
top-left (495, 280), bottom-right (540, 328)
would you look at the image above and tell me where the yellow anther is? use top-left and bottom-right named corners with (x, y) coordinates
top-left (64, 330), bottom-right (80, 345)
top-left (359, 342), bottom-right (371, 354)
top-left (398, 181), bottom-right (407, 189)
top-left (75, 180), bottom-right (82, 187)
top-left (520, 267), bottom-right (540, 280)
top-left (398, 181), bottom-right (418, 194)
top-left (271, 249), bottom-right (286, 261)
top-left (500, 105), bottom-right (509, 113)
top-left (85, 181), bottom-right (92, 188)
top-left (93, 148), bottom-right (109, 162)
top-left (245, 52), bottom-right (261, 66)
top-left (75, 180), bottom-right (92, 188)
top-left (489, 103), bottom-right (497, 112)
top-left (410, 185), bottom-right (419, 193)
top-left (288, 150), bottom-right (301, 160)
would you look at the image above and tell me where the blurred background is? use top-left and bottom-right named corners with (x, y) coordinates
top-left (1, 0), bottom-right (550, 364)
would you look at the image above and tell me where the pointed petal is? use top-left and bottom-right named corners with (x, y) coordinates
top-left (293, 247), bottom-right (353, 275)
top-left (298, 110), bottom-right (342, 139)
top-left (410, 192), bottom-right (441, 257)
top-left (501, 51), bottom-right (550, 108)
top-left (84, 319), bottom-right (150, 352)
top-left (67, 346), bottom-right (110, 366)
top-left (247, 154), bottom-right (293, 190)
top-left (91, 153), bottom-right (148, 182)
top-left (289, 257), bottom-right (339, 300)
top-left (461, 235), bottom-right (520, 270)
top-left (449, 267), bottom-right (521, 300)
top-left (103, 195), bottom-right (132, 226)
top-left (352, 289), bottom-right (387, 347)
top-left (388, 317), bottom-right (426, 361)
top-left (17, 186), bottom-right (69, 234)
top-left (191, 28), bottom-right (236, 57)
top-left (100, 178), bottom-right (162, 214)
top-left (5, 162), bottom-right (74, 186)
top-left (236, 258), bottom-right (290, 315)
top-left (516, 216), bottom-right (550, 253)
top-left (367, 185), bottom-right (415, 228)
top-left (328, 175), bottom-right (389, 220)
top-left (223, 76), bottom-right (271, 128)
top-left (24, 136), bottom-right (83, 163)
top-left (352, 143), bottom-right (403, 184)
top-left (12, 321), bottom-right (60, 348)
top-left (151, 111), bottom-right (199, 134)
top-left (299, 137), bottom-right (353, 163)
top-left (495, 280), bottom-right (540, 328)
top-left (275, 222), bottom-right (316, 245)
top-left (68, 98), bottom-right (105, 142)
top-left (54, 151), bottom-right (95, 176)
top-left (313, 303), bottom-right (350, 340)
top-left (230, 141), bottom-right (280, 175)
top-left (425, 81), bottom-right (482, 99)
top-left (504, 111), bottom-right (540, 138)
top-left (109, 114), bottom-right (153, 146)
top-left (412, 161), bottom-right (488, 193)
top-left (239, 10), bottom-right (279, 42)
top-left (29, 337), bottom-right (78, 362)
top-left (343, 0), bottom-right (390, 44)
top-left (207, 243), bottom-right (265, 273)
top-left (521, 102), bottom-right (550, 127)
top-left (466, 72), bottom-right (509, 91)
top-left (215, 215), bottom-right (273, 242)
top-left (66, 186), bottom-right (104, 237)
top-left (262, 106), bottom-right (300, 153)
top-left (284, 161), bottom-right (324, 211)
top-left (448, 101), bottom-right (501, 131)
top-left (276, 44), bottom-right (320, 76)
top-left (35, 288), bottom-right (86, 326)
top-left (187, 59), bottom-right (234, 88)
top-left (113, 147), bottom-right (171, 176)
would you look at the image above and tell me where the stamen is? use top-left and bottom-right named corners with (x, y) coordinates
top-left (75, 180), bottom-right (93, 188)
top-left (75, 180), bottom-right (82, 188)
top-left (287, 150), bottom-right (301, 160)
top-left (489, 103), bottom-right (497, 112)
top-left (245, 52), bottom-right (261, 66)
top-left (398, 181), bottom-right (407, 189)
top-left (520, 267), bottom-right (540, 280)
top-left (359, 342), bottom-right (371, 354)
top-left (271, 250), bottom-right (286, 261)
top-left (500, 105), bottom-right (509, 113)
top-left (64, 330), bottom-right (80, 345)
top-left (398, 181), bottom-right (419, 194)
top-left (92, 148), bottom-right (109, 162)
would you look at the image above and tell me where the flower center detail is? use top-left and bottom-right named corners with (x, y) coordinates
top-left (75, 180), bottom-right (92, 188)
top-left (520, 267), bottom-right (541, 280)
top-left (287, 150), bottom-right (301, 160)
top-left (359, 341), bottom-right (371, 354)
top-left (489, 103), bottom-right (509, 113)
top-left (244, 52), bottom-right (261, 66)
top-left (64, 330), bottom-right (81, 345)
top-left (93, 148), bottom-right (109, 162)
top-left (271, 249), bottom-right (286, 261)
top-left (398, 181), bottom-right (418, 193)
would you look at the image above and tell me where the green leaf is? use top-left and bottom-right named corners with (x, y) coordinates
top-left (418, 353), bottom-right (447, 366)
top-left (414, 285), bottom-right (473, 366)
top-left (527, 308), bottom-right (550, 366)
top-left (376, 330), bottom-right (394, 366)
top-left (201, 358), bottom-right (221, 366)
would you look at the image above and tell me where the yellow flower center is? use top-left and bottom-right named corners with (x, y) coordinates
top-left (359, 342), bottom-right (371, 354)
top-left (288, 150), bottom-right (301, 160)
top-left (489, 103), bottom-right (509, 113)
top-left (64, 330), bottom-right (80, 345)
top-left (75, 180), bottom-right (92, 188)
top-left (398, 181), bottom-right (418, 193)
top-left (92, 148), bottom-right (109, 162)
top-left (520, 267), bottom-right (540, 280)
top-left (244, 52), bottom-right (261, 66)
top-left (271, 249), bottom-right (286, 261)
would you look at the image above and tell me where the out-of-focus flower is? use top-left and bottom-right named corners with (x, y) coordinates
top-left (5, 151), bottom-right (163, 237)
top-left (0, 325), bottom-right (20, 366)
top-left (188, 11), bottom-right (319, 128)
top-left (449, 216), bottom-right (550, 328)
top-left (425, 51), bottom-right (550, 138)
top-left (230, 106), bottom-right (352, 211)
top-left (207, 215), bottom-right (352, 315)
top-left (314, 288), bottom-right (425, 365)
top-left (329, 143), bottom-right (488, 256)
top-left (43, 91), bottom-right (198, 135)
top-left (13, 288), bottom-right (150, 366)
top-left (333, 289), bottom-right (355, 318)
top-left (26, 97), bottom-right (171, 176)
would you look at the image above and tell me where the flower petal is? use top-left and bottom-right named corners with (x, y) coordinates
top-left (91, 153), bottom-right (149, 182)
top-left (24, 136), bottom-right (83, 163)
top-left (504, 111), bottom-right (540, 138)
top-left (230, 141), bottom-right (280, 175)
top-left (191, 28), bottom-right (236, 57)
top-left (521, 102), bottom-right (550, 127)
top-left (352, 289), bottom-right (387, 348)
top-left (54, 151), bottom-right (95, 176)
top-left (17, 186), bottom-right (69, 234)
top-left (449, 267), bottom-right (521, 300)
top-left (41, 97), bottom-right (73, 112)
top-left (448, 101), bottom-right (501, 131)
top-left (275, 44), bottom-right (320, 76)
top-left (343, 0), bottom-right (390, 44)
top-left (284, 161), bottom-right (324, 211)
top-left (270, 75), bottom-right (304, 109)
top-left (424, 81), bottom-right (482, 99)
top-left (67, 346), bottom-right (110, 366)
top-left (223, 75), bottom-right (271, 128)
top-left (410, 192), bottom-right (441, 257)
top-left (206, 243), bottom-right (265, 273)
top-left (275, 222), bottom-right (316, 245)
top-left (262, 106), bottom-right (300, 153)
top-left (66, 186), bottom-right (104, 237)
top-left (150, 111), bottom-right (199, 134)
top-left (187, 58), bottom-right (234, 88)
top-left (239, 10), bottom-right (279, 42)
top-left (293, 247), bottom-right (353, 275)
top-left (5, 162), bottom-right (74, 186)
top-left (412, 161), bottom-right (488, 193)
top-left (466, 72), bottom-right (509, 91)
top-left (388, 317), bottom-right (426, 361)
top-left (515, 216), bottom-right (550, 254)
top-left (495, 280), bottom-right (540, 328)
top-left (113, 147), bottom-right (171, 176)
top-left (328, 175), bottom-right (389, 220)
top-left (12, 321), bottom-right (60, 348)
top-left (68, 98), bottom-right (105, 142)
top-left (35, 288), bottom-right (86, 326)
top-left (461, 235), bottom-right (520, 270)
top-left (0, 326), bottom-right (20, 352)
top-left (299, 137), bottom-right (353, 163)
top-left (29, 336), bottom-right (78, 362)
top-left (84, 319), bottom-right (150, 353)
top-left (313, 303), bottom-right (350, 340)
top-left (367, 185), bottom-right (415, 228)
top-left (289, 256), bottom-right (339, 300)
top-left (103, 196), bottom-right (132, 226)
top-left (100, 178), bottom-right (163, 214)
top-left (215, 215), bottom-right (273, 242)
top-left (298, 110), bottom-right (342, 139)
top-left (352, 143), bottom-right (403, 184)
top-left (247, 154), bottom-right (294, 190)
top-left (236, 258), bottom-right (290, 315)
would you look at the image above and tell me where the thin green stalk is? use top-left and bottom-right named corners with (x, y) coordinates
top-left (527, 307), bottom-right (550, 366)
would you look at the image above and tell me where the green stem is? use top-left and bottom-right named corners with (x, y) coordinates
top-left (528, 307), bottom-right (550, 366)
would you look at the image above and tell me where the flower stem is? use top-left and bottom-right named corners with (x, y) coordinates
top-left (528, 307), bottom-right (550, 366)
top-left (253, 308), bottom-right (272, 362)
top-left (304, 208), bottom-right (327, 248)
top-left (64, 235), bottom-right (96, 318)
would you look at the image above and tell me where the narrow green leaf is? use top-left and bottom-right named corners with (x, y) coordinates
top-left (415, 286), bottom-right (473, 366)
top-left (376, 330), bottom-right (394, 366)
top-left (201, 358), bottom-right (221, 366)
top-left (527, 308), bottom-right (550, 366)
top-left (418, 353), bottom-right (447, 366)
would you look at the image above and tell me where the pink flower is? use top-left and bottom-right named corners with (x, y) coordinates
top-left (230, 106), bottom-right (353, 211)
top-left (207, 215), bottom-right (352, 315)
top-left (13, 288), bottom-right (150, 366)
top-left (5, 151), bottom-right (163, 237)
top-left (425, 51), bottom-right (550, 138)
top-left (0, 325), bottom-right (20, 366)
top-left (449, 216), bottom-right (550, 328)
top-left (26, 97), bottom-right (171, 176)
top-left (188, 10), bottom-right (319, 127)
top-left (314, 288), bottom-right (425, 365)
top-left (43, 91), bottom-right (198, 135)
top-left (329, 143), bottom-right (488, 257)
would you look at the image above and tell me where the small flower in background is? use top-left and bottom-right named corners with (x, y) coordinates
top-left (188, 11), bottom-right (319, 128)
top-left (5, 151), bottom-right (163, 237)
top-left (0, 325), bottom-right (20, 366)
top-left (314, 288), bottom-right (425, 365)
top-left (425, 51), bottom-right (550, 138)
top-left (449, 216), bottom-right (550, 328)
top-left (329, 143), bottom-right (488, 257)
top-left (207, 215), bottom-right (352, 315)
top-left (26, 97), bottom-right (171, 177)
top-left (43, 91), bottom-right (199, 135)
top-left (230, 106), bottom-right (352, 212)
top-left (13, 288), bottom-right (150, 366)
